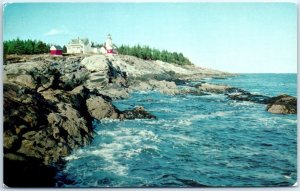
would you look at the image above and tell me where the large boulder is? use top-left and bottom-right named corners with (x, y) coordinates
top-left (196, 83), bottom-right (231, 94)
top-left (3, 83), bottom-right (54, 132)
top-left (123, 106), bottom-right (156, 120)
top-left (81, 54), bottom-right (109, 72)
top-left (3, 82), bottom-right (93, 165)
top-left (86, 96), bottom-right (119, 120)
top-left (148, 80), bottom-right (179, 95)
top-left (81, 55), bottom-right (127, 94)
top-left (266, 94), bottom-right (297, 114)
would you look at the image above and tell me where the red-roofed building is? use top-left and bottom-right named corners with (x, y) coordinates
top-left (50, 45), bottom-right (63, 56)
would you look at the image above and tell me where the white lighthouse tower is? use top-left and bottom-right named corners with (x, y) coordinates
top-left (99, 34), bottom-right (117, 55)
top-left (105, 34), bottom-right (113, 54)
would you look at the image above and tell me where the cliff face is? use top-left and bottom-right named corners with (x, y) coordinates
top-left (4, 54), bottom-right (226, 187)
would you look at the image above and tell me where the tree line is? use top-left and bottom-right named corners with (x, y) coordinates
top-left (3, 39), bottom-right (192, 65)
top-left (3, 38), bottom-right (66, 55)
top-left (117, 44), bottom-right (192, 65)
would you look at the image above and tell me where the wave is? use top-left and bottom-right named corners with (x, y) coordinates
top-left (65, 126), bottom-right (160, 178)
top-left (162, 134), bottom-right (197, 143)
top-left (188, 111), bottom-right (234, 120)
top-left (229, 101), bottom-right (256, 107)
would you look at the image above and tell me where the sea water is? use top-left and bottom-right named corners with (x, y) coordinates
top-left (60, 74), bottom-right (297, 187)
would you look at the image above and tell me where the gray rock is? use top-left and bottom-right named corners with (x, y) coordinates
top-left (123, 106), bottom-right (156, 120)
top-left (86, 96), bottom-right (119, 120)
top-left (4, 130), bottom-right (20, 150)
top-left (266, 94), bottom-right (297, 114)
top-left (196, 83), bottom-right (231, 94)
top-left (14, 74), bottom-right (37, 89)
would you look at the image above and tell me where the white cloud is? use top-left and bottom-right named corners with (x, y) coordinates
top-left (45, 28), bottom-right (69, 36)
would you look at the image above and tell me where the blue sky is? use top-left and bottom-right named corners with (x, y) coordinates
top-left (3, 3), bottom-right (297, 73)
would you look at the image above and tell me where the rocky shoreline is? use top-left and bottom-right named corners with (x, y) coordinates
top-left (195, 82), bottom-right (297, 114)
top-left (3, 54), bottom-right (296, 187)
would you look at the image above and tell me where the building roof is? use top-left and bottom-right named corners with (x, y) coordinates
top-left (50, 45), bottom-right (63, 50)
top-left (69, 38), bottom-right (90, 45)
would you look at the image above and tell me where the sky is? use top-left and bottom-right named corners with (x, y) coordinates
top-left (3, 2), bottom-right (297, 73)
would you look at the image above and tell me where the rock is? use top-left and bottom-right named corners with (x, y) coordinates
top-left (17, 139), bottom-right (44, 159)
top-left (71, 85), bottom-right (90, 98)
top-left (4, 130), bottom-right (20, 151)
top-left (4, 153), bottom-right (26, 161)
top-left (41, 86), bottom-right (89, 110)
top-left (82, 55), bottom-right (127, 94)
top-left (81, 55), bottom-right (108, 72)
top-left (226, 88), bottom-right (270, 104)
top-left (37, 76), bottom-right (54, 92)
top-left (129, 80), bottom-right (153, 92)
top-left (4, 66), bottom-right (94, 169)
top-left (22, 131), bottom-right (37, 139)
top-left (15, 125), bottom-right (28, 134)
top-left (4, 61), bottom-right (56, 91)
top-left (129, 80), bottom-right (179, 95)
top-left (14, 74), bottom-right (37, 89)
top-left (149, 80), bottom-right (179, 95)
top-left (47, 113), bottom-right (63, 126)
top-left (58, 69), bottom-right (89, 91)
top-left (179, 88), bottom-right (208, 96)
top-left (100, 87), bottom-right (130, 99)
top-left (16, 102), bottom-right (92, 164)
top-left (3, 83), bottom-right (52, 131)
top-left (86, 96), bottom-right (119, 120)
top-left (266, 94), bottom-right (297, 114)
top-left (123, 106), bottom-right (156, 120)
top-left (56, 103), bottom-right (91, 137)
top-left (196, 83), bottom-right (231, 94)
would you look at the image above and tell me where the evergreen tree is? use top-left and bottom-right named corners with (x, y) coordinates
top-left (117, 44), bottom-right (192, 65)
top-left (63, 45), bottom-right (67, 53)
top-left (4, 39), bottom-right (52, 55)
top-left (24, 40), bottom-right (34, 54)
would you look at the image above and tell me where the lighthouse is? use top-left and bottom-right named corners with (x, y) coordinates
top-left (105, 34), bottom-right (113, 54)
top-left (99, 34), bottom-right (117, 55)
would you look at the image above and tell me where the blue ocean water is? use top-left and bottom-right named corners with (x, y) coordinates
top-left (60, 74), bottom-right (297, 187)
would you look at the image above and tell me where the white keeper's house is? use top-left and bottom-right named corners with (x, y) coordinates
top-left (66, 35), bottom-right (118, 54)
top-left (66, 38), bottom-right (92, 54)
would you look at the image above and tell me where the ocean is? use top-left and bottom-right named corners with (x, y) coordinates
top-left (58, 74), bottom-right (297, 187)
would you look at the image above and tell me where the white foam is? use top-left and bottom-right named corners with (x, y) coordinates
top-left (102, 161), bottom-right (129, 176)
top-left (163, 134), bottom-right (197, 142)
top-left (64, 148), bottom-right (91, 161)
top-left (67, 126), bottom-right (160, 177)
top-left (138, 130), bottom-right (158, 141)
top-left (214, 111), bottom-right (234, 117)
top-left (230, 101), bottom-right (255, 107)
top-left (258, 117), bottom-right (297, 126)
top-left (177, 119), bottom-right (193, 126)
top-left (188, 111), bottom-right (234, 121)
top-left (284, 175), bottom-right (291, 179)
top-left (293, 182), bottom-right (298, 186)
top-left (64, 154), bottom-right (80, 161)
top-left (282, 118), bottom-right (297, 124)
top-left (256, 117), bottom-right (279, 126)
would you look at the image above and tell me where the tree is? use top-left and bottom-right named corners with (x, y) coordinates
top-left (24, 40), bottom-right (34, 54)
top-left (63, 45), bottom-right (67, 53)
top-left (117, 44), bottom-right (192, 65)
top-left (4, 39), bottom-right (52, 55)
